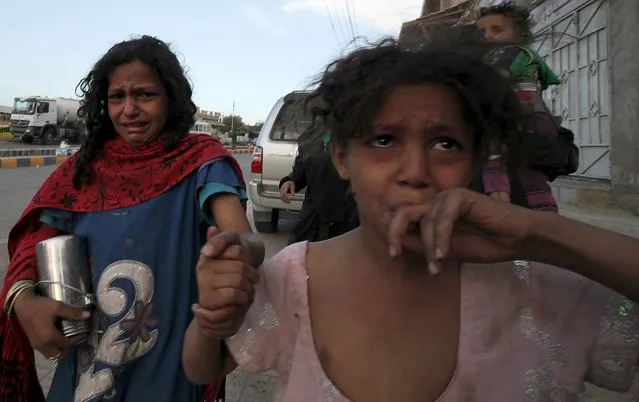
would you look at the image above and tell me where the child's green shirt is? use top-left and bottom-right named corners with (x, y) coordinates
top-left (510, 45), bottom-right (560, 91)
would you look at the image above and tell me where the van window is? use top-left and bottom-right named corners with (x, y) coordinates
top-left (269, 101), bottom-right (313, 142)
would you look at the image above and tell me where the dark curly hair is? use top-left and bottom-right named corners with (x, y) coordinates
top-left (303, 31), bottom-right (528, 169)
top-left (478, 2), bottom-right (533, 42)
top-left (72, 35), bottom-right (197, 187)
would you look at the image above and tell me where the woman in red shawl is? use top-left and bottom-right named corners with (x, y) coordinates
top-left (0, 35), bottom-right (264, 402)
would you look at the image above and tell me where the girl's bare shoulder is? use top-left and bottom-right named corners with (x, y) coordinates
top-left (307, 233), bottom-right (357, 267)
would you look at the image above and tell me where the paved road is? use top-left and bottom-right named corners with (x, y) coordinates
top-left (0, 154), bottom-right (282, 401)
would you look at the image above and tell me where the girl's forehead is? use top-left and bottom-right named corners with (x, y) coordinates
top-left (371, 85), bottom-right (469, 130)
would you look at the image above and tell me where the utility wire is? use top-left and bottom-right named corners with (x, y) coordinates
top-left (329, 0), bottom-right (350, 50)
top-left (344, 0), bottom-right (360, 46)
top-left (323, 0), bottom-right (344, 49)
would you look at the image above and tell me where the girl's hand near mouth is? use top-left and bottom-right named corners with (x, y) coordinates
top-left (387, 188), bottom-right (531, 273)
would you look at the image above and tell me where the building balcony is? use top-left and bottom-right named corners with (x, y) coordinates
top-left (399, 0), bottom-right (473, 51)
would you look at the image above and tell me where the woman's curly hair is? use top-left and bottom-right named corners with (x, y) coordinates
top-left (478, 2), bottom-right (534, 42)
top-left (303, 28), bottom-right (528, 168)
top-left (72, 35), bottom-right (197, 187)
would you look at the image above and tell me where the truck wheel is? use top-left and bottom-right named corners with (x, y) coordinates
top-left (253, 210), bottom-right (279, 233)
top-left (41, 127), bottom-right (55, 145)
top-left (22, 136), bottom-right (34, 144)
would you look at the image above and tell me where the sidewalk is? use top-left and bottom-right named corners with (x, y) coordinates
top-left (559, 202), bottom-right (639, 238)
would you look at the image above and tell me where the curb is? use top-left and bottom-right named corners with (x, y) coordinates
top-left (0, 148), bottom-right (62, 158)
top-left (0, 149), bottom-right (253, 169)
top-left (0, 156), bottom-right (68, 169)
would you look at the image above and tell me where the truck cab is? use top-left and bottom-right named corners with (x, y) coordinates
top-left (10, 97), bottom-right (39, 142)
top-left (10, 96), bottom-right (85, 145)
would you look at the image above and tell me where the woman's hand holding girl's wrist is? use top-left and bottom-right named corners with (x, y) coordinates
top-left (240, 234), bottom-right (266, 269)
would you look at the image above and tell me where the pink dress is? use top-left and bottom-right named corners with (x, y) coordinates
top-left (226, 242), bottom-right (639, 401)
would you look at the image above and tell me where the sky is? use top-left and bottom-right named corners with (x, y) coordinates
top-left (0, 0), bottom-right (423, 124)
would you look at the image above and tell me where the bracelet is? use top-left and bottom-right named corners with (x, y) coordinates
top-left (5, 280), bottom-right (35, 316)
top-left (4, 280), bottom-right (36, 316)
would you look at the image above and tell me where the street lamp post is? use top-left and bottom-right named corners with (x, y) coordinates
top-left (230, 101), bottom-right (236, 149)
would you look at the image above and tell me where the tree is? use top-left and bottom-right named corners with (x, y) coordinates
top-left (222, 115), bottom-right (245, 134)
top-left (246, 121), bottom-right (264, 133)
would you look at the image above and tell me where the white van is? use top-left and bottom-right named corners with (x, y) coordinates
top-left (248, 91), bottom-right (312, 233)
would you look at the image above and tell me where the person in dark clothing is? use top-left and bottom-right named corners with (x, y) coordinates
top-left (279, 130), bottom-right (358, 244)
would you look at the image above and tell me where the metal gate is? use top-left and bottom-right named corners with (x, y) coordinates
top-left (533, 0), bottom-right (611, 179)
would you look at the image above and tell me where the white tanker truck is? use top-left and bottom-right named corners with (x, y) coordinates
top-left (9, 96), bottom-right (87, 145)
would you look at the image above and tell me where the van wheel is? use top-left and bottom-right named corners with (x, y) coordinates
top-left (253, 210), bottom-right (279, 233)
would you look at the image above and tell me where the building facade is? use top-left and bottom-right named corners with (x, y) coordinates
top-left (195, 108), bottom-right (224, 128)
top-left (401, 0), bottom-right (639, 215)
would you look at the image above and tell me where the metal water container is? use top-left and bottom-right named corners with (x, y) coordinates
top-left (35, 235), bottom-right (93, 338)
